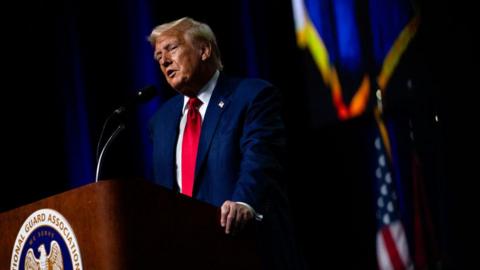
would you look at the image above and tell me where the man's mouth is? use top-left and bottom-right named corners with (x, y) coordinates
top-left (167, 70), bottom-right (176, 78)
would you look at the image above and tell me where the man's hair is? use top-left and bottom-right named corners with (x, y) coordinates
top-left (148, 17), bottom-right (223, 70)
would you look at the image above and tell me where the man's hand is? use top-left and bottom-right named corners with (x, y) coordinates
top-left (220, 200), bottom-right (254, 235)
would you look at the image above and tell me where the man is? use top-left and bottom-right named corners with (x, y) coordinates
top-left (148, 17), bottom-right (304, 269)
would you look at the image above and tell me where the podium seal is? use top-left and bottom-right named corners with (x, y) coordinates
top-left (10, 208), bottom-right (83, 270)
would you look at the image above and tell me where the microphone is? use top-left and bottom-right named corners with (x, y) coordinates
top-left (114, 85), bottom-right (157, 115)
top-left (95, 85), bottom-right (157, 182)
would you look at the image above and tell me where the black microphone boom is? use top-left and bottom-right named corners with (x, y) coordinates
top-left (95, 85), bottom-right (157, 182)
top-left (135, 85), bottom-right (157, 103)
top-left (115, 85), bottom-right (157, 115)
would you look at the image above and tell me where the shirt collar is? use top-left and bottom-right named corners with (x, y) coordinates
top-left (182, 70), bottom-right (220, 113)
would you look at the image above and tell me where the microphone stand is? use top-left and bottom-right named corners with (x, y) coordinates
top-left (95, 122), bottom-right (125, 182)
top-left (94, 85), bottom-right (157, 182)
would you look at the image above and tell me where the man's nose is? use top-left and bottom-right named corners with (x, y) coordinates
top-left (160, 54), bottom-right (171, 67)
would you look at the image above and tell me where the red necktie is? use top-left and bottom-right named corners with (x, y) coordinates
top-left (181, 97), bottom-right (202, 196)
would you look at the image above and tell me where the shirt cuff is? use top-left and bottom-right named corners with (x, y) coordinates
top-left (236, 201), bottom-right (263, 221)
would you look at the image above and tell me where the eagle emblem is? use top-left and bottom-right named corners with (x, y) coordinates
top-left (24, 241), bottom-right (64, 270)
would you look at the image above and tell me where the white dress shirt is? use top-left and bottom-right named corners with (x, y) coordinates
top-left (175, 70), bottom-right (218, 190)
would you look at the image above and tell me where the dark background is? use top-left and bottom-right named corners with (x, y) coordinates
top-left (1, 0), bottom-right (476, 268)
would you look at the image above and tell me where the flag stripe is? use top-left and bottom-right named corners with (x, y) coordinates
top-left (381, 226), bottom-right (405, 270)
top-left (391, 221), bottom-right (411, 267)
top-left (377, 231), bottom-right (394, 269)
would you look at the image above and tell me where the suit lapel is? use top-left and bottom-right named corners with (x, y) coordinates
top-left (194, 74), bottom-right (232, 183)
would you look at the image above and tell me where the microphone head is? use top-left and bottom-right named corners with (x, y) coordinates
top-left (114, 85), bottom-right (157, 115)
top-left (114, 106), bottom-right (126, 115)
top-left (135, 85), bottom-right (157, 103)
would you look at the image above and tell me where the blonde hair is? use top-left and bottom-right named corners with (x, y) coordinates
top-left (148, 17), bottom-right (223, 70)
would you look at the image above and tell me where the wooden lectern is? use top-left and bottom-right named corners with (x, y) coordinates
top-left (0, 180), bottom-right (261, 269)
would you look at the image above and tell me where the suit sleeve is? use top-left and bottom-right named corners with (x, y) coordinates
top-left (231, 85), bottom-right (287, 213)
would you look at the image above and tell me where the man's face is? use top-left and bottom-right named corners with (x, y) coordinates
top-left (154, 32), bottom-right (204, 95)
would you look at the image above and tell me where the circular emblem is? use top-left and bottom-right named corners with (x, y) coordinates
top-left (10, 208), bottom-right (83, 270)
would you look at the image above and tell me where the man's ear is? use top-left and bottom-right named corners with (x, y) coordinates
top-left (200, 42), bottom-right (212, 61)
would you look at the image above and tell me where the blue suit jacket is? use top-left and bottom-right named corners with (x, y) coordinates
top-left (149, 73), bottom-right (305, 269)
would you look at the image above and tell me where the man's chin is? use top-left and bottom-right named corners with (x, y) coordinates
top-left (169, 81), bottom-right (187, 94)
top-left (168, 78), bottom-right (195, 96)
top-left (167, 79), bottom-right (181, 90)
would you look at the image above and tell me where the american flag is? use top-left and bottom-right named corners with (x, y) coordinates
top-left (373, 119), bottom-right (413, 270)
